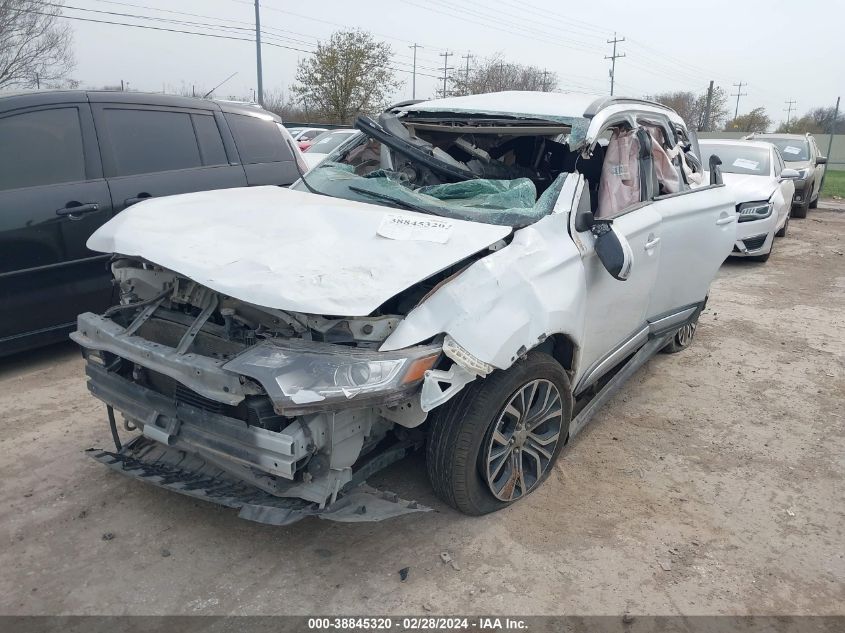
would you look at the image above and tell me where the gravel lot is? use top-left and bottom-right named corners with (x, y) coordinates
top-left (1, 205), bottom-right (843, 617)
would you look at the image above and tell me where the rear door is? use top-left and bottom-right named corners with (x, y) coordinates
top-left (0, 101), bottom-right (115, 348)
top-left (223, 111), bottom-right (299, 186)
top-left (92, 102), bottom-right (247, 213)
top-left (647, 183), bottom-right (735, 325)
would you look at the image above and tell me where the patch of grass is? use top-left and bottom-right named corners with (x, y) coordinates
top-left (821, 170), bottom-right (845, 198)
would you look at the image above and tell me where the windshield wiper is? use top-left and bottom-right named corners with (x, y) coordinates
top-left (347, 185), bottom-right (447, 216)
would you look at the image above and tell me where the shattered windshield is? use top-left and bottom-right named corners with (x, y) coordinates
top-left (291, 112), bottom-right (575, 227)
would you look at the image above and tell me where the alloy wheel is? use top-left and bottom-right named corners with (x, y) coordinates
top-left (484, 379), bottom-right (564, 501)
top-left (676, 321), bottom-right (697, 347)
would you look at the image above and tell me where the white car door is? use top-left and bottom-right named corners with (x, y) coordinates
top-left (772, 150), bottom-right (794, 230)
top-left (571, 178), bottom-right (663, 394)
top-left (647, 181), bottom-right (736, 324)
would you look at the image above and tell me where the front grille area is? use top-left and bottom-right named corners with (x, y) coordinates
top-left (742, 234), bottom-right (767, 251)
top-left (137, 365), bottom-right (289, 431)
top-left (175, 383), bottom-right (227, 415)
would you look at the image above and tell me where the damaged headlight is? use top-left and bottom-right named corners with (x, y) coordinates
top-left (737, 201), bottom-right (772, 222)
top-left (224, 339), bottom-right (441, 413)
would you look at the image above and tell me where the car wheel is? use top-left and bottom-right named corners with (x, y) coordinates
top-left (809, 195), bottom-right (818, 209)
top-left (791, 187), bottom-right (811, 218)
top-left (775, 215), bottom-right (788, 238)
top-left (426, 351), bottom-right (572, 515)
top-left (662, 314), bottom-right (700, 354)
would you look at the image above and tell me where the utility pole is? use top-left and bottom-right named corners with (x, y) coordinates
top-left (541, 69), bottom-right (550, 92)
top-left (254, 0), bottom-right (264, 107)
top-left (408, 43), bottom-right (423, 99)
top-left (605, 32), bottom-right (625, 96)
top-left (731, 81), bottom-right (747, 119)
top-left (784, 99), bottom-right (797, 131)
top-left (461, 52), bottom-right (472, 95)
top-left (439, 51), bottom-right (453, 98)
top-left (702, 80), bottom-right (714, 132)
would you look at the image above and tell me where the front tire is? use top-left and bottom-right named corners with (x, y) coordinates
top-left (426, 352), bottom-right (572, 516)
top-left (775, 215), bottom-right (788, 238)
top-left (792, 187), bottom-right (811, 218)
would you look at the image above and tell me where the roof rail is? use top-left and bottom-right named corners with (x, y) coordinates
top-left (583, 96), bottom-right (673, 118)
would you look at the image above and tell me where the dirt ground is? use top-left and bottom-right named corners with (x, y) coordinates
top-left (1, 206), bottom-right (843, 617)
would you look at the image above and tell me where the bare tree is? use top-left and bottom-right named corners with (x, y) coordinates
top-left (291, 30), bottom-right (399, 125)
top-left (648, 87), bottom-right (729, 131)
top-left (449, 53), bottom-right (557, 96)
top-left (724, 106), bottom-right (771, 133)
top-left (776, 106), bottom-right (845, 134)
top-left (0, 0), bottom-right (75, 90)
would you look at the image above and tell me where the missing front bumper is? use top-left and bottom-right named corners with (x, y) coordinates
top-left (89, 436), bottom-right (430, 526)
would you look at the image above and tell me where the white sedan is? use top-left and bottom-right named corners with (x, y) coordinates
top-left (699, 139), bottom-right (798, 262)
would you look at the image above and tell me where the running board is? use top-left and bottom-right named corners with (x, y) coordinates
top-left (568, 333), bottom-right (672, 440)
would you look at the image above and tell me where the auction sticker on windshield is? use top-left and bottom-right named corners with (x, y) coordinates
top-left (783, 146), bottom-right (802, 155)
top-left (377, 213), bottom-right (454, 243)
top-left (732, 158), bottom-right (760, 170)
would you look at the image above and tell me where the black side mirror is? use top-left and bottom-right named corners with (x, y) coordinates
top-left (591, 220), bottom-right (633, 281)
top-left (709, 155), bottom-right (723, 185)
top-left (817, 156), bottom-right (828, 165)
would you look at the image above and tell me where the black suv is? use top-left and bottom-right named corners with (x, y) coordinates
top-left (0, 90), bottom-right (302, 356)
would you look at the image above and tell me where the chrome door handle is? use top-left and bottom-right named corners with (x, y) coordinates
top-left (716, 214), bottom-right (735, 225)
top-left (56, 202), bottom-right (100, 219)
top-left (644, 237), bottom-right (660, 249)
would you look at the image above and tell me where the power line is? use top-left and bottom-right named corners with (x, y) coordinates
top-left (34, 8), bottom-right (444, 89)
top-left (605, 33), bottom-right (625, 96)
top-left (731, 81), bottom-right (747, 119)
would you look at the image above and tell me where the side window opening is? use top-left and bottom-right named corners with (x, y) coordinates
top-left (224, 113), bottom-right (292, 164)
top-left (101, 108), bottom-right (203, 177)
top-left (191, 114), bottom-right (228, 167)
top-left (594, 124), bottom-right (646, 219)
top-left (0, 108), bottom-right (86, 191)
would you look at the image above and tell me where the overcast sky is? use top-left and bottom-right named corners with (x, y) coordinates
top-left (62, 0), bottom-right (843, 127)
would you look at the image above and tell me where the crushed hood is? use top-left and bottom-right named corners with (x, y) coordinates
top-left (721, 173), bottom-right (777, 204)
top-left (87, 186), bottom-right (511, 316)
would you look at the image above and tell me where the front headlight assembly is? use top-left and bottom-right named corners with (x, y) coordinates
top-left (224, 339), bottom-right (441, 414)
top-left (737, 200), bottom-right (772, 222)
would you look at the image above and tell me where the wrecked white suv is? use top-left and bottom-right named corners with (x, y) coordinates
top-left (73, 92), bottom-right (737, 525)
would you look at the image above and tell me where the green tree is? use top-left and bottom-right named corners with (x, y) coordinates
top-left (292, 30), bottom-right (399, 125)
top-left (0, 0), bottom-right (74, 89)
top-left (724, 107), bottom-right (771, 133)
